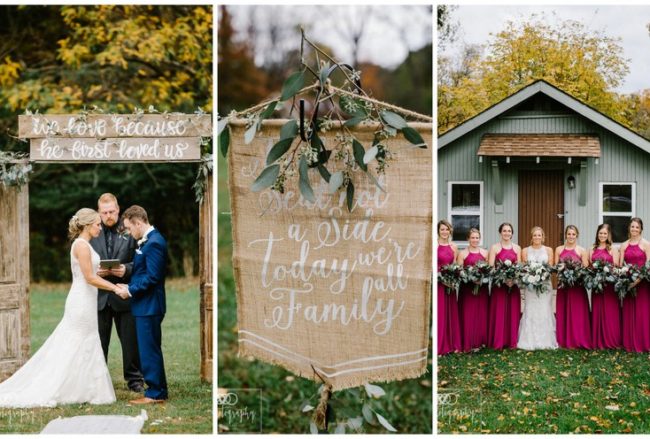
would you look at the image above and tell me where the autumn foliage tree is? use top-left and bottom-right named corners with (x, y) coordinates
top-left (438, 15), bottom-right (630, 134)
top-left (0, 5), bottom-right (212, 280)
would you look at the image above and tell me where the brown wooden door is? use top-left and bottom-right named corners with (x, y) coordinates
top-left (518, 170), bottom-right (564, 249)
top-left (0, 185), bottom-right (30, 381)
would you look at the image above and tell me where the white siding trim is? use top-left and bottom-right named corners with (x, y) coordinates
top-left (598, 181), bottom-right (636, 244)
top-left (447, 180), bottom-right (484, 247)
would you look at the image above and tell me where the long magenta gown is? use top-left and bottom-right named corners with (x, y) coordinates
top-left (621, 244), bottom-right (650, 352)
top-left (437, 244), bottom-right (461, 355)
top-left (487, 247), bottom-right (521, 349)
top-left (590, 248), bottom-right (622, 349)
top-left (459, 251), bottom-right (489, 351)
top-left (556, 248), bottom-right (591, 349)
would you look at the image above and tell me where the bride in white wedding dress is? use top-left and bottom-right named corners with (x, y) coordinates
top-left (0, 208), bottom-right (130, 408)
top-left (517, 226), bottom-right (559, 350)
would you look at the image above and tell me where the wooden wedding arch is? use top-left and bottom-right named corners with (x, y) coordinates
top-left (0, 113), bottom-right (213, 382)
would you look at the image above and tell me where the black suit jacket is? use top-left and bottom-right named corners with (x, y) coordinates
top-left (90, 224), bottom-right (137, 312)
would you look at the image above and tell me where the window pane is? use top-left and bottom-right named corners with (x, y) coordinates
top-left (451, 215), bottom-right (480, 241)
top-left (451, 184), bottom-right (480, 210)
top-left (603, 184), bottom-right (632, 213)
top-left (603, 215), bottom-right (631, 243)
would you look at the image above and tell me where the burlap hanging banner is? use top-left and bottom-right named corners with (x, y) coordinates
top-left (229, 119), bottom-right (432, 390)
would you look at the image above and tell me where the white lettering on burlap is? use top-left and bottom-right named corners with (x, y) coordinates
top-left (247, 182), bottom-right (421, 336)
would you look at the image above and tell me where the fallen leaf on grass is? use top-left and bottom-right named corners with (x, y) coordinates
top-left (560, 371), bottom-right (570, 378)
top-left (605, 404), bottom-right (620, 411)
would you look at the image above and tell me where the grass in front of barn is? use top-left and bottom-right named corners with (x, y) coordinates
top-left (0, 277), bottom-right (212, 434)
top-left (438, 348), bottom-right (650, 434)
top-left (217, 156), bottom-right (432, 434)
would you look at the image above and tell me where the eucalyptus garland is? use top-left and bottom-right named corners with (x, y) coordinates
top-left (0, 151), bottom-right (32, 188)
top-left (218, 30), bottom-right (430, 212)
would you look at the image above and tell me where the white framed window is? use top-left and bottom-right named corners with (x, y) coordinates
top-left (447, 181), bottom-right (483, 245)
top-left (599, 182), bottom-right (635, 244)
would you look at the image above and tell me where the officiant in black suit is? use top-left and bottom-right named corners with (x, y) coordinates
top-left (90, 193), bottom-right (145, 393)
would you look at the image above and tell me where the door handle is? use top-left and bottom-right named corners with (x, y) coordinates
top-left (556, 213), bottom-right (564, 219)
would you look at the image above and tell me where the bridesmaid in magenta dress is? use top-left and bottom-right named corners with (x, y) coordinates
top-left (487, 222), bottom-right (522, 349)
top-left (457, 228), bottom-right (489, 351)
top-left (437, 220), bottom-right (461, 355)
top-left (589, 224), bottom-right (621, 349)
top-left (554, 225), bottom-right (591, 349)
top-left (620, 217), bottom-right (650, 352)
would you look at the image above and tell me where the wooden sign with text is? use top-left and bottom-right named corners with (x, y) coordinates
top-left (229, 120), bottom-right (432, 390)
top-left (18, 114), bottom-right (211, 163)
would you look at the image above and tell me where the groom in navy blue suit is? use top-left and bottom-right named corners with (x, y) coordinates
top-left (119, 205), bottom-right (168, 404)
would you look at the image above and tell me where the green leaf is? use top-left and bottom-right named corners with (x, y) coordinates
top-left (319, 62), bottom-right (331, 85)
top-left (363, 145), bottom-right (379, 164)
top-left (280, 70), bottom-right (305, 101)
top-left (219, 125), bottom-right (230, 158)
top-left (352, 139), bottom-right (367, 171)
top-left (344, 114), bottom-right (365, 127)
top-left (346, 182), bottom-right (354, 212)
top-left (362, 403), bottom-right (376, 425)
top-left (367, 172), bottom-right (386, 193)
top-left (364, 383), bottom-right (386, 398)
top-left (259, 101), bottom-right (278, 120)
top-left (402, 126), bottom-right (427, 148)
top-left (217, 117), bottom-right (229, 136)
top-left (317, 164), bottom-right (331, 182)
top-left (328, 171), bottom-right (344, 194)
top-left (374, 411), bottom-right (397, 432)
top-left (251, 164), bottom-right (280, 192)
top-left (244, 119), bottom-right (258, 145)
top-left (266, 137), bottom-right (294, 165)
top-left (280, 119), bottom-right (299, 140)
top-left (380, 110), bottom-right (407, 129)
top-left (299, 155), bottom-right (316, 203)
top-left (348, 417), bottom-right (363, 430)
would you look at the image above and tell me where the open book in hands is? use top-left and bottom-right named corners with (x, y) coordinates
top-left (100, 259), bottom-right (121, 269)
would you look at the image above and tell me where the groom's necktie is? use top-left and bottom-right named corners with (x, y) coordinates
top-left (106, 229), bottom-right (114, 257)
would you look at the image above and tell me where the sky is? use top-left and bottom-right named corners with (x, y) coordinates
top-left (227, 5), bottom-right (432, 70)
top-left (441, 5), bottom-right (650, 94)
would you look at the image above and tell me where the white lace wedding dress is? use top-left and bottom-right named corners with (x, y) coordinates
top-left (517, 246), bottom-right (558, 350)
top-left (0, 238), bottom-right (116, 407)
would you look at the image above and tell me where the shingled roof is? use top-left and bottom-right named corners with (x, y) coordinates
top-left (477, 134), bottom-right (601, 157)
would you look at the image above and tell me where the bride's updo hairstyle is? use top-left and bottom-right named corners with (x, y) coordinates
top-left (530, 226), bottom-right (545, 245)
top-left (68, 208), bottom-right (100, 241)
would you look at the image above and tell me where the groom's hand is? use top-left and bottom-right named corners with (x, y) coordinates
top-left (116, 283), bottom-right (131, 299)
top-left (97, 268), bottom-right (110, 277)
top-left (110, 264), bottom-right (126, 278)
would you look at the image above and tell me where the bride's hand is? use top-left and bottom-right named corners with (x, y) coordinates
top-left (113, 285), bottom-right (129, 300)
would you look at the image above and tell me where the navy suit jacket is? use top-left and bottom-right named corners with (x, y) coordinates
top-left (129, 228), bottom-right (167, 317)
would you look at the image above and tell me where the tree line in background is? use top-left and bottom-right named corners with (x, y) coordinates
top-left (217, 5), bottom-right (433, 118)
top-left (437, 6), bottom-right (650, 139)
top-left (0, 5), bottom-right (212, 281)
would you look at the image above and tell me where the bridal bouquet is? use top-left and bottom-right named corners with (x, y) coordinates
top-left (490, 259), bottom-right (521, 293)
top-left (582, 260), bottom-right (617, 295)
top-left (438, 263), bottom-right (463, 295)
top-left (517, 262), bottom-right (553, 296)
top-left (614, 264), bottom-right (642, 301)
top-left (555, 258), bottom-right (586, 289)
top-left (460, 260), bottom-right (492, 295)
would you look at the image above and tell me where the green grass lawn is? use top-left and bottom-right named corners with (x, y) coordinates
top-left (217, 153), bottom-right (432, 434)
top-left (438, 348), bottom-right (650, 434)
top-left (0, 277), bottom-right (212, 434)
